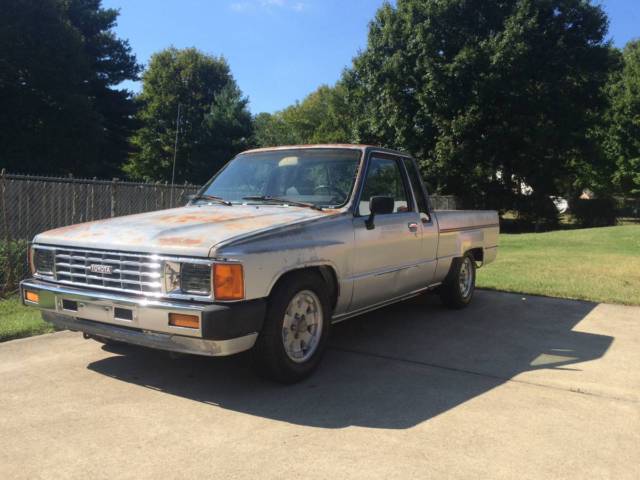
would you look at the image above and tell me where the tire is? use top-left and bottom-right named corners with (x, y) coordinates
top-left (439, 253), bottom-right (476, 309)
top-left (252, 271), bottom-right (332, 383)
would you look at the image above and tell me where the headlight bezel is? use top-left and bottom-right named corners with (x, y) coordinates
top-left (30, 246), bottom-right (55, 277)
top-left (162, 259), bottom-right (244, 301)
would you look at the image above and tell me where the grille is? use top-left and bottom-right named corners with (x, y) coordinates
top-left (53, 248), bottom-right (162, 295)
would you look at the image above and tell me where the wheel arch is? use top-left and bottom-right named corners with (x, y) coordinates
top-left (267, 264), bottom-right (340, 311)
top-left (468, 247), bottom-right (484, 265)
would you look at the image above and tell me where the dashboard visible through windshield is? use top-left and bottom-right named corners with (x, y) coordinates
top-left (197, 148), bottom-right (362, 208)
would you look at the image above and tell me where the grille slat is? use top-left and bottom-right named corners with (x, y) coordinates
top-left (54, 248), bottom-right (162, 295)
top-left (54, 263), bottom-right (161, 278)
top-left (55, 271), bottom-right (161, 288)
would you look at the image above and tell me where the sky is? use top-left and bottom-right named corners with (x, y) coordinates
top-left (103, 0), bottom-right (640, 114)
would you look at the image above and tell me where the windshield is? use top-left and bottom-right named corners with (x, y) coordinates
top-left (197, 148), bottom-right (361, 208)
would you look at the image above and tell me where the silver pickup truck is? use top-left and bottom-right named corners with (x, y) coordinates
top-left (21, 145), bottom-right (498, 382)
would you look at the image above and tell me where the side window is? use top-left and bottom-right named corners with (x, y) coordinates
top-left (403, 158), bottom-right (429, 215)
top-left (359, 157), bottom-right (411, 216)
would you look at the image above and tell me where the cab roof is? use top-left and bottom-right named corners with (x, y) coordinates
top-left (241, 144), bottom-right (412, 158)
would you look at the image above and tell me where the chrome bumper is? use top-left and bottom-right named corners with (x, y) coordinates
top-left (20, 279), bottom-right (258, 357)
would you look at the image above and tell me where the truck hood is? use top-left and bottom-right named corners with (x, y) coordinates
top-left (34, 204), bottom-right (334, 257)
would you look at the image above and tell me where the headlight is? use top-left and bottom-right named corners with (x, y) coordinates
top-left (180, 263), bottom-right (212, 296)
top-left (32, 248), bottom-right (54, 275)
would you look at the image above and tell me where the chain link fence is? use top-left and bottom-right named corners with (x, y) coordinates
top-left (1, 172), bottom-right (199, 241)
top-left (0, 170), bottom-right (458, 294)
top-left (0, 171), bottom-right (199, 294)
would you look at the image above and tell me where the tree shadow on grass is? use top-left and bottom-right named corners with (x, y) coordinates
top-left (88, 290), bottom-right (611, 430)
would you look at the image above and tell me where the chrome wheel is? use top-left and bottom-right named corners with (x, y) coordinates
top-left (458, 256), bottom-right (474, 298)
top-left (281, 290), bottom-right (323, 363)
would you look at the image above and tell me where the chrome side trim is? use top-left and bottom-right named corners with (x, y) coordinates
top-left (439, 223), bottom-right (500, 233)
top-left (41, 312), bottom-right (257, 357)
top-left (331, 282), bottom-right (441, 324)
top-left (345, 258), bottom-right (436, 282)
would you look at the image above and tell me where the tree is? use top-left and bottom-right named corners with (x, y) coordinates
top-left (253, 112), bottom-right (298, 147)
top-left (346, 0), bottom-right (616, 222)
top-left (66, 0), bottom-right (142, 177)
top-left (253, 84), bottom-right (353, 147)
top-left (0, 0), bottom-right (140, 177)
top-left (126, 48), bottom-right (252, 183)
top-left (604, 40), bottom-right (640, 196)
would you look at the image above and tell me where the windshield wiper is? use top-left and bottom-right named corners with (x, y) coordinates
top-left (190, 194), bottom-right (232, 206)
top-left (242, 195), bottom-right (323, 211)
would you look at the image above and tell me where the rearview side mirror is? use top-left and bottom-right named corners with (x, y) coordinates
top-left (365, 196), bottom-right (395, 230)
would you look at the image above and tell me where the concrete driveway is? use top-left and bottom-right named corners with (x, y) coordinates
top-left (1, 290), bottom-right (638, 479)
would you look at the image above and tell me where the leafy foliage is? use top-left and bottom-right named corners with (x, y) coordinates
top-left (603, 40), bottom-right (640, 195)
top-left (0, 240), bottom-right (28, 293)
top-left (345, 0), bottom-right (616, 221)
top-left (125, 48), bottom-right (252, 183)
top-left (253, 84), bottom-right (353, 147)
top-left (0, 0), bottom-right (140, 177)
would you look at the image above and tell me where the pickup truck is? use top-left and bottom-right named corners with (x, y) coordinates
top-left (21, 145), bottom-right (498, 383)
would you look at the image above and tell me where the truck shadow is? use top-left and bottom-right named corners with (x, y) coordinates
top-left (87, 290), bottom-right (612, 429)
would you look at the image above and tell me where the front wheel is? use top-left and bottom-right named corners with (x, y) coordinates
top-left (252, 271), bottom-right (331, 383)
top-left (439, 253), bottom-right (476, 309)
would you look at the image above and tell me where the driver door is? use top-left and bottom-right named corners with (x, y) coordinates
top-left (348, 154), bottom-right (424, 312)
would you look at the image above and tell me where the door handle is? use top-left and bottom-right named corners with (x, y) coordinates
top-left (408, 222), bottom-right (418, 232)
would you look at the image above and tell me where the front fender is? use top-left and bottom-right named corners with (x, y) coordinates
top-left (214, 214), bottom-right (355, 313)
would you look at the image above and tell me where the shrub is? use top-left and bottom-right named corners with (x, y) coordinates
top-left (510, 195), bottom-right (561, 232)
top-left (569, 198), bottom-right (617, 228)
top-left (0, 240), bottom-right (29, 294)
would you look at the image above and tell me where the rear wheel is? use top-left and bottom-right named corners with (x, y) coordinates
top-left (439, 253), bottom-right (476, 309)
top-left (252, 271), bottom-right (331, 383)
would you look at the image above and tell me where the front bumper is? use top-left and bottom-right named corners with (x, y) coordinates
top-left (20, 279), bottom-right (266, 357)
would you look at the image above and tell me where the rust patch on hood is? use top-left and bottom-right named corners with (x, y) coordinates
top-left (156, 212), bottom-right (240, 224)
top-left (157, 237), bottom-right (206, 246)
top-left (46, 219), bottom-right (105, 235)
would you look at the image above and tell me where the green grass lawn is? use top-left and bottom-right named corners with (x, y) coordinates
top-left (0, 295), bottom-right (54, 342)
top-left (477, 225), bottom-right (640, 305)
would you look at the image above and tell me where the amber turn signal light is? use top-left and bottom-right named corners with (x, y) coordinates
top-left (213, 264), bottom-right (244, 301)
top-left (169, 313), bottom-right (200, 329)
top-left (24, 290), bottom-right (39, 303)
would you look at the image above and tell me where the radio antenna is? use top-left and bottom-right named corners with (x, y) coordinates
top-left (170, 102), bottom-right (182, 208)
